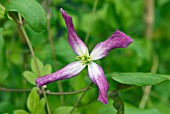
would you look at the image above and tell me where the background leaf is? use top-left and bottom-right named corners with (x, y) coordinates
top-left (125, 103), bottom-right (161, 114)
top-left (34, 98), bottom-right (45, 114)
top-left (23, 71), bottom-right (36, 85)
top-left (27, 87), bottom-right (40, 114)
top-left (13, 110), bottom-right (29, 114)
top-left (43, 64), bottom-right (52, 75)
top-left (5, 0), bottom-right (47, 32)
top-left (53, 106), bottom-right (80, 114)
top-left (31, 58), bottom-right (44, 76)
top-left (110, 73), bottom-right (170, 86)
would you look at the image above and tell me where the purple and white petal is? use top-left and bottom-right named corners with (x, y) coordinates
top-left (90, 29), bottom-right (133, 60)
top-left (88, 62), bottom-right (109, 104)
top-left (35, 61), bottom-right (85, 86)
top-left (60, 8), bottom-right (88, 56)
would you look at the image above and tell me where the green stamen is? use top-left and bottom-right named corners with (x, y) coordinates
top-left (76, 54), bottom-right (92, 65)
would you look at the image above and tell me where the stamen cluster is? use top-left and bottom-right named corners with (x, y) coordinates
top-left (76, 54), bottom-right (92, 65)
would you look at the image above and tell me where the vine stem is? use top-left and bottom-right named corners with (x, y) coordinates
top-left (84, 0), bottom-right (99, 44)
top-left (0, 86), bottom-right (89, 95)
top-left (17, 14), bottom-right (51, 114)
top-left (139, 0), bottom-right (155, 109)
top-left (69, 82), bottom-right (93, 114)
top-left (139, 51), bottom-right (158, 109)
top-left (0, 87), bottom-right (31, 92)
top-left (45, 0), bottom-right (64, 105)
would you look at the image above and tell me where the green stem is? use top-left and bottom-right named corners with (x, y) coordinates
top-left (42, 87), bottom-right (51, 113)
top-left (17, 14), bottom-right (51, 114)
top-left (84, 0), bottom-right (99, 44)
top-left (46, 0), bottom-right (64, 105)
top-left (69, 82), bottom-right (93, 114)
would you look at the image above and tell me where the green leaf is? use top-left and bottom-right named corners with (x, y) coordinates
top-left (23, 71), bottom-right (36, 85)
top-left (34, 98), bottom-right (45, 114)
top-left (13, 110), bottom-right (29, 114)
top-left (0, 28), bottom-right (8, 83)
top-left (110, 73), bottom-right (170, 86)
top-left (27, 87), bottom-right (40, 114)
top-left (31, 58), bottom-right (44, 76)
top-left (125, 103), bottom-right (161, 114)
top-left (53, 106), bottom-right (80, 114)
top-left (43, 64), bottom-right (52, 75)
top-left (5, 0), bottom-right (47, 32)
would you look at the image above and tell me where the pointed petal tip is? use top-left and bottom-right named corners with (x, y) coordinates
top-left (35, 74), bottom-right (55, 87)
top-left (60, 8), bottom-right (70, 18)
top-left (60, 8), bottom-right (67, 16)
top-left (98, 97), bottom-right (108, 104)
top-left (60, 8), bottom-right (63, 11)
top-left (98, 82), bottom-right (109, 104)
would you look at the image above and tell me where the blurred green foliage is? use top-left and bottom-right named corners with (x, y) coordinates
top-left (1, 0), bottom-right (170, 114)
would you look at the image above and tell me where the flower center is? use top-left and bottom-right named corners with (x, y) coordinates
top-left (76, 54), bottom-right (92, 65)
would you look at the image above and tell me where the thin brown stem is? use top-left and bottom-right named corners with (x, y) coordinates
top-left (0, 86), bottom-right (89, 95)
top-left (139, 0), bottom-right (155, 109)
top-left (139, 51), bottom-right (158, 109)
top-left (18, 15), bottom-right (41, 77)
top-left (144, 0), bottom-right (154, 39)
top-left (17, 13), bottom-right (51, 114)
top-left (69, 82), bottom-right (93, 114)
top-left (0, 87), bottom-right (31, 92)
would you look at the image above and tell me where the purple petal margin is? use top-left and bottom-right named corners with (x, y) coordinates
top-left (88, 62), bottom-right (109, 104)
top-left (90, 29), bottom-right (133, 60)
top-left (60, 8), bottom-right (88, 56)
top-left (35, 61), bottom-right (85, 86)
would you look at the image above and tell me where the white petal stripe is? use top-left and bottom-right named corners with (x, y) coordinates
top-left (88, 62), bottom-right (109, 104)
top-left (61, 8), bottom-right (88, 56)
top-left (35, 61), bottom-right (85, 86)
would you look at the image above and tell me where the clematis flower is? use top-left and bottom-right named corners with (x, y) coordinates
top-left (35, 8), bottom-right (133, 104)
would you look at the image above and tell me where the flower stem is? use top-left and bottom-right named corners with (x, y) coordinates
top-left (17, 13), bottom-right (51, 114)
top-left (84, 0), bottom-right (99, 44)
top-left (69, 82), bottom-right (93, 114)
top-left (139, 0), bottom-right (155, 109)
top-left (41, 87), bottom-right (51, 113)
top-left (139, 51), bottom-right (158, 109)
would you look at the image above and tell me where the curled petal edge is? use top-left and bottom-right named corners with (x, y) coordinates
top-left (90, 29), bottom-right (133, 60)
